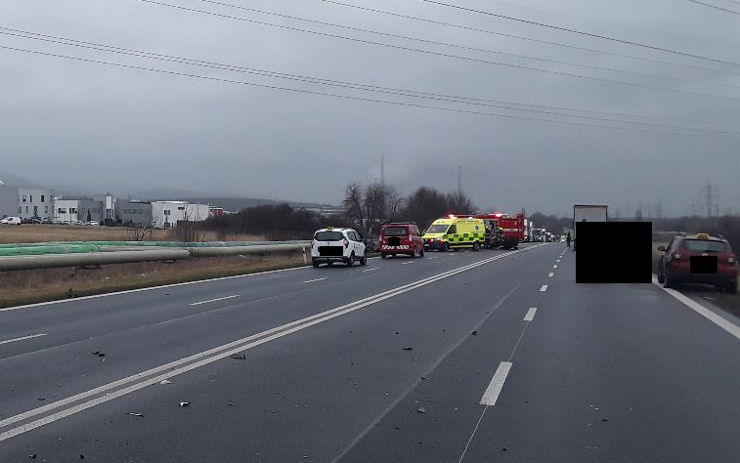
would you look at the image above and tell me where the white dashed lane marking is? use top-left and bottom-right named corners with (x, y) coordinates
top-left (523, 307), bottom-right (537, 321)
top-left (303, 278), bottom-right (327, 284)
top-left (480, 362), bottom-right (513, 406)
top-left (539, 285), bottom-right (548, 292)
top-left (189, 295), bottom-right (240, 306)
top-left (0, 333), bottom-right (47, 345)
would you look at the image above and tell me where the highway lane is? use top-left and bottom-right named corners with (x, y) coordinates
top-left (0, 248), bottom-right (492, 361)
top-left (0, 245), bottom-right (539, 426)
top-left (1, 242), bottom-right (738, 462)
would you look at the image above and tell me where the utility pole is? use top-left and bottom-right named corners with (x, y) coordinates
top-left (457, 165), bottom-right (462, 194)
top-left (702, 182), bottom-right (715, 218)
top-left (380, 153), bottom-right (385, 187)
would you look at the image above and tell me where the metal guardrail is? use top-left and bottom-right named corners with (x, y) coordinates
top-left (0, 242), bottom-right (311, 271)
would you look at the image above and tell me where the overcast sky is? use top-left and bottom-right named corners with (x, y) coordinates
top-left (1, 0), bottom-right (739, 216)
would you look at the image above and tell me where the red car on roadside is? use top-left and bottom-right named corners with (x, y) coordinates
top-left (379, 222), bottom-right (424, 258)
top-left (657, 233), bottom-right (737, 293)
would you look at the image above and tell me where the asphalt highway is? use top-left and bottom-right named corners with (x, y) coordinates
top-left (0, 242), bottom-right (738, 462)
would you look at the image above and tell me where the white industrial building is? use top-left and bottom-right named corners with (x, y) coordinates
top-left (150, 200), bottom-right (211, 229)
top-left (151, 200), bottom-right (187, 229)
top-left (53, 199), bottom-right (80, 224)
top-left (18, 188), bottom-right (55, 221)
top-left (186, 203), bottom-right (210, 222)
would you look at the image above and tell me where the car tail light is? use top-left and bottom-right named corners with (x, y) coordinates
top-left (343, 238), bottom-right (349, 248)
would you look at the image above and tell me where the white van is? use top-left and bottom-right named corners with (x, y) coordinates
top-left (0, 216), bottom-right (22, 225)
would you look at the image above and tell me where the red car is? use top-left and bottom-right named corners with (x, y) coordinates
top-left (379, 223), bottom-right (424, 258)
top-left (658, 233), bottom-right (737, 294)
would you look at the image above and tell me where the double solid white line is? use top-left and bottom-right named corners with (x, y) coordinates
top-left (0, 247), bottom-right (541, 443)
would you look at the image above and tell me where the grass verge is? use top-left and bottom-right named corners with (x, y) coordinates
top-left (0, 252), bottom-right (306, 308)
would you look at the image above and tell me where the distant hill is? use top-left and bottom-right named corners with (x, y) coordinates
top-left (0, 171), bottom-right (40, 188)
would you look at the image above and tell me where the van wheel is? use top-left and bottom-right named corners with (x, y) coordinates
top-left (360, 253), bottom-right (367, 266)
top-left (312, 259), bottom-right (319, 268)
top-left (381, 253), bottom-right (387, 259)
top-left (472, 242), bottom-right (480, 251)
top-left (440, 243), bottom-right (448, 252)
top-left (419, 247), bottom-right (424, 257)
top-left (347, 252), bottom-right (355, 267)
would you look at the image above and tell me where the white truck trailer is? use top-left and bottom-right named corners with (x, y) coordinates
top-left (573, 204), bottom-right (608, 250)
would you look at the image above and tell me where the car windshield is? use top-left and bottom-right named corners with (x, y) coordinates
top-left (382, 226), bottom-right (409, 236)
top-left (425, 224), bottom-right (449, 234)
top-left (314, 231), bottom-right (344, 241)
top-left (683, 240), bottom-right (727, 252)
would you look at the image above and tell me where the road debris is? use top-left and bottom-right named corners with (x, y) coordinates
top-left (179, 401), bottom-right (191, 407)
top-left (402, 347), bottom-right (414, 351)
top-left (159, 380), bottom-right (172, 385)
top-left (28, 454), bottom-right (36, 459)
top-left (91, 351), bottom-right (105, 357)
top-left (471, 330), bottom-right (478, 335)
top-left (230, 353), bottom-right (246, 360)
top-left (416, 407), bottom-right (426, 413)
top-left (127, 412), bottom-right (144, 417)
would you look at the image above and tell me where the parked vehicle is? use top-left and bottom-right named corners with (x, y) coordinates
top-left (0, 216), bottom-right (22, 225)
top-left (474, 213), bottom-right (525, 249)
top-left (379, 222), bottom-right (424, 258)
top-left (423, 216), bottom-right (485, 251)
top-left (573, 204), bottom-right (608, 250)
top-left (311, 227), bottom-right (367, 267)
top-left (657, 233), bottom-right (737, 293)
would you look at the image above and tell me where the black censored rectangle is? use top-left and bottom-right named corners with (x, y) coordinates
top-left (690, 256), bottom-right (718, 274)
top-left (576, 222), bottom-right (652, 283)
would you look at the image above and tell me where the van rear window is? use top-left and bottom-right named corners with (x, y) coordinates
top-left (683, 240), bottom-right (727, 252)
top-left (315, 231), bottom-right (344, 241)
top-left (382, 227), bottom-right (408, 236)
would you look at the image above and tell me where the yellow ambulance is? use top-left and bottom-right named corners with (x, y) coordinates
top-left (422, 216), bottom-right (486, 251)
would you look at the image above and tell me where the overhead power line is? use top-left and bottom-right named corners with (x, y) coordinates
top-left (190, 0), bottom-right (740, 91)
top-left (1, 43), bottom-right (737, 140)
top-left (132, 0), bottom-right (740, 102)
top-left (4, 26), bottom-right (736, 134)
top-left (689, 0), bottom-right (740, 15)
top-left (417, 0), bottom-right (740, 67)
top-left (316, 0), bottom-right (729, 75)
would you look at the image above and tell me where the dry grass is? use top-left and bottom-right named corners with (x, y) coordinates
top-left (0, 224), bottom-right (264, 244)
top-left (0, 252), bottom-right (305, 308)
top-left (652, 241), bottom-right (739, 318)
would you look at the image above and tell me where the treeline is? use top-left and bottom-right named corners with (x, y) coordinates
top-left (342, 183), bottom-right (477, 234)
top-left (204, 204), bottom-right (349, 240)
top-left (201, 183), bottom-right (477, 240)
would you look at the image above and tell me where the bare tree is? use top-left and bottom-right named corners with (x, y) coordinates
top-left (173, 209), bottom-right (209, 242)
top-left (386, 186), bottom-right (405, 220)
top-left (363, 182), bottom-right (387, 234)
top-left (343, 182), bottom-right (365, 231)
top-left (445, 191), bottom-right (477, 215)
top-left (126, 222), bottom-right (154, 241)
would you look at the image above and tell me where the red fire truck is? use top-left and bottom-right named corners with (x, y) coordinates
top-left (472, 213), bottom-right (526, 250)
